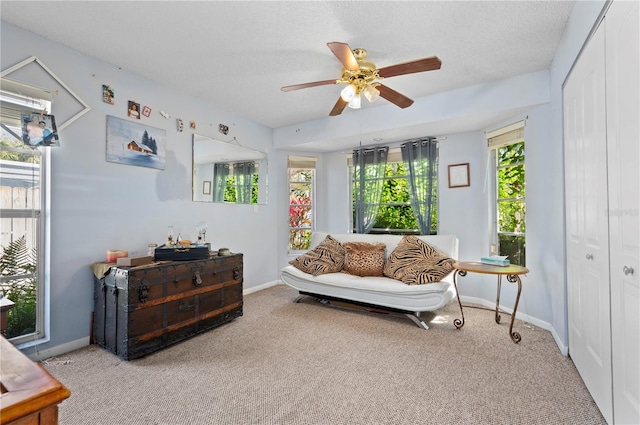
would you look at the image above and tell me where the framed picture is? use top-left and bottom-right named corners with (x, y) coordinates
top-left (106, 115), bottom-right (166, 170)
top-left (127, 101), bottom-right (140, 119)
top-left (203, 181), bottom-right (212, 195)
top-left (102, 84), bottom-right (114, 104)
top-left (142, 105), bottom-right (151, 117)
top-left (21, 113), bottom-right (60, 147)
top-left (448, 163), bottom-right (470, 188)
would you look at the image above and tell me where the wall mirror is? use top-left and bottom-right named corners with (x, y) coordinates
top-left (192, 134), bottom-right (268, 204)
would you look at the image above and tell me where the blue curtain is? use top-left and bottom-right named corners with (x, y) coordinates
top-left (353, 146), bottom-right (389, 233)
top-left (213, 163), bottom-right (229, 202)
top-left (400, 138), bottom-right (438, 235)
top-left (234, 161), bottom-right (255, 204)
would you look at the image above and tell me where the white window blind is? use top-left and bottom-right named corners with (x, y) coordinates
top-left (1, 78), bottom-right (53, 128)
top-left (346, 147), bottom-right (405, 166)
top-left (487, 120), bottom-right (525, 149)
top-left (288, 156), bottom-right (317, 169)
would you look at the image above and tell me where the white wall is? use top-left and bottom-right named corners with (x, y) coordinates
top-left (1, 22), bottom-right (280, 356)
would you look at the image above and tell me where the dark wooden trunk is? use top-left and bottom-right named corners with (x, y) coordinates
top-left (93, 254), bottom-right (242, 360)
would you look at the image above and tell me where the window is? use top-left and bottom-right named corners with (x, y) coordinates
top-left (488, 121), bottom-right (526, 266)
top-left (350, 141), bottom-right (438, 235)
top-left (0, 79), bottom-right (50, 344)
top-left (288, 156), bottom-right (316, 251)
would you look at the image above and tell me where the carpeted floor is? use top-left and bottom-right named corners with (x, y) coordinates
top-left (42, 284), bottom-right (605, 425)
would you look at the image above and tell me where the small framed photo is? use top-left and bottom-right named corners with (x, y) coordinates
top-left (203, 181), bottom-right (212, 195)
top-left (102, 84), bottom-right (114, 104)
top-left (128, 101), bottom-right (140, 119)
top-left (448, 163), bottom-right (470, 188)
top-left (142, 105), bottom-right (151, 117)
top-left (22, 113), bottom-right (60, 147)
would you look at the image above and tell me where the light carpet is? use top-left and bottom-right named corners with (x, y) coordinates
top-left (42, 284), bottom-right (605, 425)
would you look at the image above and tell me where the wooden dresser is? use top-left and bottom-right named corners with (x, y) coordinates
top-left (0, 336), bottom-right (70, 425)
top-left (93, 253), bottom-right (243, 360)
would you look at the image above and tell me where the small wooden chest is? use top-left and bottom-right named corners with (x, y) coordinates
top-left (93, 254), bottom-right (243, 360)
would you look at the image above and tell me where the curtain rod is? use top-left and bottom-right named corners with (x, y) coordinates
top-left (339, 136), bottom-right (447, 154)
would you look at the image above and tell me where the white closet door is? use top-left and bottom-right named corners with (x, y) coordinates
top-left (606, 2), bottom-right (640, 424)
top-left (563, 21), bottom-right (613, 424)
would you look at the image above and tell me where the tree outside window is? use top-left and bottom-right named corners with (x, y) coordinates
top-left (223, 172), bottom-right (259, 204)
top-left (496, 141), bottom-right (526, 266)
top-left (288, 167), bottom-right (314, 251)
top-left (352, 159), bottom-right (438, 235)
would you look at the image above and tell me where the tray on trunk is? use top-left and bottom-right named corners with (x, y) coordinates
top-left (154, 244), bottom-right (209, 261)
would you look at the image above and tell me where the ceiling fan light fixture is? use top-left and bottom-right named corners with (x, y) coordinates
top-left (348, 94), bottom-right (361, 109)
top-left (340, 84), bottom-right (356, 102)
top-left (282, 42), bottom-right (442, 117)
top-left (363, 85), bottom-right (380, 103)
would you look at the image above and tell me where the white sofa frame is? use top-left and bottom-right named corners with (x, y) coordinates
top-left (281, 232), bottom-right (459, 329)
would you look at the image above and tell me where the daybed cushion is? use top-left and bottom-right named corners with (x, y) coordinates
top-left (384, 235), bottom-right (455, 285)
top-left (289, 235), bottom-right (345, 276)
top-left (342, 242), bottom-right (386, 277)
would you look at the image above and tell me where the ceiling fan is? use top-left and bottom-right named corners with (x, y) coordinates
top-left (281, 42), bottom-right (442, 116)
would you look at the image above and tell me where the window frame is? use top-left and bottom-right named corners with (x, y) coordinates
top-left (0, 84), bottom-right (50, 346)
top-left (348, 147), bottom-right (438, 235)
top-left (487, 121), bottom-right (526, 266)
top-left (287, 156), bottom-right (316, 253)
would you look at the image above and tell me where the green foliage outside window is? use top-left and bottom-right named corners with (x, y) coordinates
top-left (0, 136), bottom-right (39, 162)
top-left (353, 162), bottom-right (438, 235)
top-left (1, 134), bottom-right (40, 339)
top-left (496, 141), bottom-right (526, 266)
top-left (0, 236), bottom-right (37, 338)
top-left (223, 173), bottom-right (259, 204)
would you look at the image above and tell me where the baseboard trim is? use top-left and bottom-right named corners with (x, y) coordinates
top-left (25, 336), bottom-right (90, 362)
top-left (550, 327), bottom-right (568, 356)
top-left (456, 295), bottom-right (554, 332)
top-left (243, 280), bottom-right (280, 295)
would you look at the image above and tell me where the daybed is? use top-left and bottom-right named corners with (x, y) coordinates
top-left (280, 232), bottom-right (459, 329)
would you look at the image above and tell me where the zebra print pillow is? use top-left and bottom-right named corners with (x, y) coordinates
top-left (384, 235), bottom-right (454, 285)
top-left (289, 235), bottom-right (346, 276)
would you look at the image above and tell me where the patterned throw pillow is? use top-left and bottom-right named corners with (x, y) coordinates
top-left (342, 242), bottom-right (386, 277)
top-left (289, 235), bottom-right (346, 276)
top-left (384, 235), bottom-right (454, 285)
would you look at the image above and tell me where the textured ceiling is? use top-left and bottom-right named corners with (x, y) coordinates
top-left (1, 1), bottom-right (575, 131)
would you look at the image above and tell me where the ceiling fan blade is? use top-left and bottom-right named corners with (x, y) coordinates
top-left (281, 79), bottom-right (337, 92)
top-left (329, 97), bottom-right (348, 116)
top-left (376, 84), bottom-right (414, 109)
top-left (377, 56), bottom-right (442, 78)
top-left (327, 42), bottom-right (359, 71)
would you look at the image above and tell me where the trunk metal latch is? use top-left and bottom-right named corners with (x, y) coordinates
top-left (193, 270), bottom-right (202, 286)
top-left (138, 284), bottom-right (149, 303)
